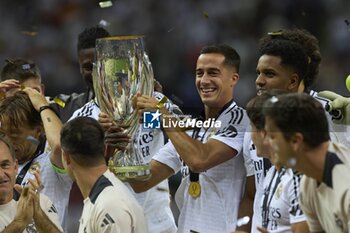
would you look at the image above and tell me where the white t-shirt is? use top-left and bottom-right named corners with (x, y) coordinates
top-left (70, 91), bottom-right (179, 233)
top-left (79, 170), bottom-right (147, 233)
top-left (153, 101), bottom-right (249, 233)
top-left (243, 130), bottom-right (271, 233)
top-left (17, 145), bottom-right (72, 231)
top-left (260, 167), bottom-right (305, 233)
top-left (0, 194), bottom-right (63, 232)
top-left (299, 142), bottom-right (350, 233)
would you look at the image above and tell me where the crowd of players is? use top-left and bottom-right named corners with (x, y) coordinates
top-left (0, 26), bottom-right (349, 233)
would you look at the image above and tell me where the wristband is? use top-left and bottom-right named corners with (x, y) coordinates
top-left (39, 105), bottom-right (52, 114)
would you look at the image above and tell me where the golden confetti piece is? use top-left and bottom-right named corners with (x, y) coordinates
top-left (99, 19), bottom-right (110, 27)
top-left (53, 97), bottom-right (66, 108)
top-left (203, 11), bottom-right (209, 18)
top-left (21, 31), bottom-right (38, 37)
top-left (99, 1), bottom-right (113, 8)
top-left (267, 31), bottom-right (283, 36)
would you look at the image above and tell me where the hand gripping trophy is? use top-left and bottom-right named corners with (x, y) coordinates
top-left (93, 36), bottom-right (154, 181)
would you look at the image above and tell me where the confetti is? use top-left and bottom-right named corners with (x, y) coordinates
top-left (99, 1), bottom-right (113, 8)
top-left (203, 11), bottom-right (209, 19)
top-left (99, 19), bottom-right (110, 27)
top-left (267, 31), bottom-right (283, 36)
top-left (21, 31), bottom-right (38, 37)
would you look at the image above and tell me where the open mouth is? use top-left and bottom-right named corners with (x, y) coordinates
top-left (200, 87), bottom-right (216, 94)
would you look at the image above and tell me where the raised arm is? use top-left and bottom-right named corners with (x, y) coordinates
top-left (22, 87), bottom-right (64, 168)
top-left (130, 159), bottom-right (175, 193)
top-left (134, 94), bottom-right (245, 172)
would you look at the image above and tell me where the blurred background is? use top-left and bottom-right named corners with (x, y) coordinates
top-left (0, 0), bottom-right (349, 232)
top-left (1, 0), bottom-right (350, 114)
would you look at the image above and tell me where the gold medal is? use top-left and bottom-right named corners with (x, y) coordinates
top-left (188, 181), bottom-right (201, 198)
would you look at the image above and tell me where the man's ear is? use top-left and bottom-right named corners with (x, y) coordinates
top-left (230, 73), bottom-right (239, 87)
top-left (290, 132), bottom-right (304, 151)
top-left (287, 73), bottom-right (300, 91)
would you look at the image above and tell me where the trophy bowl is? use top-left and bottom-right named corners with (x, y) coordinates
top-left (93, 36), bottom-right (154, 181)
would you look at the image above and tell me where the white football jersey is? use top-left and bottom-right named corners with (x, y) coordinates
top-left (243, 131), bottom-right (271, 233)
top-left (0, 194), bottom-right (63, 232)
top-left (153, 101), bottom-right (249, 233)
top-left (299, 142), bottom-right (350, 233)
top-left (70, 91), bottom-right (179, 233)
top-left (260, 166), bottom-right (305, 233)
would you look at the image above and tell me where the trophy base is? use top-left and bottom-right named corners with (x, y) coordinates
top-left (109, 165), bottom-right (151, 182)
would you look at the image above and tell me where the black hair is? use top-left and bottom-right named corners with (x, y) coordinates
top-left (246, 90), bottom-right (287, 130)
top-left (77, 26), bottom-right (111, 52)
top-left (259, 29), bottom-right (321, 91)
top-left (60, 117), bottom-right (105, 166)
top-left (259, 39), bottom-right (308, 85)
top-left (200, 44), bottom-right (241, 72)
top-left (263, 93), bottom-right (330, 147)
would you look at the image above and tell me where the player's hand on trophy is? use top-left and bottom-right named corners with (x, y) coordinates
top-left (98, 112), bottom-right (115, 131)
top-left (133, 93), bottom-right (159, 116)
top-left (104, 125), bottom-right (130, 161)
top-left (317, 91), bottom-right (350, 125)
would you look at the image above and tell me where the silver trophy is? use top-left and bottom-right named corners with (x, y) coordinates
top-left (93, 36), bottom-right (154, 181)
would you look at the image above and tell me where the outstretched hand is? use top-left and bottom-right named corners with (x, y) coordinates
top-left (317, 91), bottom-right (350, 125)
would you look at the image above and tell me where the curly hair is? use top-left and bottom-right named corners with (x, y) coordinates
top-left (259, 29), bottom-right (321, 92)
top-left (77, 26), bottom-right (110, 52)
top-left (258, 39), bottom-right (309, 84)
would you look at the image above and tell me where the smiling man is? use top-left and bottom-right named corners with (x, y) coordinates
top-left (0, 133), bottom-right (63, 233)
top-left (129, 44), bottom-right (249, 233)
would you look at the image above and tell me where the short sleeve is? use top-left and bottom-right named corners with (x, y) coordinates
top-left (243, 131), bottom-right (255, 177)
top-left (152, 140), bottom-right (182, 173)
